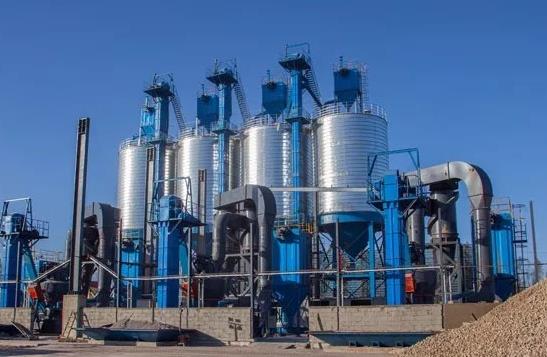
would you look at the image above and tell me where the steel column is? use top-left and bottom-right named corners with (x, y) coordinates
top-left (69, 117), bottom-right (90, 293)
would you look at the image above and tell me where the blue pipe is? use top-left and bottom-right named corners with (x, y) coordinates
top-left (368, 223), bottom-right (376, 299)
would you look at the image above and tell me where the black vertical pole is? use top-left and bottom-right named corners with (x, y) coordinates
top-left (69, 118), bottom-right (90, 293)
top-left (143, 147), bottom-right (156, 297)
top-left (249, 221), bottom-right (255, 339)
top-left (335, 218), bottom-right (340, 331)
top-left (529, 201), bottom-right (540, 284)
top-left (197, 169), bottom-right (207, 256)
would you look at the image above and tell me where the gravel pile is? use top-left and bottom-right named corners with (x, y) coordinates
top-left (399, 279), bottom-right (547, 357)
top-left (110, 318), bottom-right (176, 330)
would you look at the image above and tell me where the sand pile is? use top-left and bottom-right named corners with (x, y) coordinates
top-left (399, 279), bottom-right (547, 357)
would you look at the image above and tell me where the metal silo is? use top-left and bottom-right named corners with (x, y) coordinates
top-left (117, 139), bottom-right (149, 235)
top-left (242, 117), bottom-right (293, 218)
top-left (316, 103), bottom-right (388, 214)
top-left (164, 142), bottom-right (177, 196)
top-left (315, 102), bottom-right (388, 258)
top-left (228, 135), bottom-right (242, 190)
top-left (177, 129), bottom-right (218, 228)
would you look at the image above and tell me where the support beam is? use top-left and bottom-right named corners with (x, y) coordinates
top-left (69, 118), bottom-right (90, 294)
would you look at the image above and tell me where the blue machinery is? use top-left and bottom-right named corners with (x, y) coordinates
top-left (207, 60), bottom-right (250, 193)
top-left (152, 191), bottom-right (201, 308)
top-left (490, 212), bottom-right (517, 300)
top-left (0, 198), bottom-right (48, 308)
top-left (121, 75), bottom-right (186, 305)
top-left (368, 149), bottom-right (424, 305)
top-left (269, 44), bottom-right (322, 333)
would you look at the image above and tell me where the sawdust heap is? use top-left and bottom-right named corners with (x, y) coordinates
top-left (399, 279), bottom-right (547, 357)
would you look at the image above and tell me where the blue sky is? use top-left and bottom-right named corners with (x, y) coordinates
top-left (0, 1), bottom-right (545, 265)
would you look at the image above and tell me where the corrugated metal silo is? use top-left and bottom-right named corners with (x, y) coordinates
top-left (177, 130), bottom-right (218, 228)
top-left (117, 139), bottom-right (149, 235)
top-left (315, 103), bottom-right (388, 258)
top-left (316, 103), bottom-right (388, 214)
top-left (242, 118), bottom-right (292, 218)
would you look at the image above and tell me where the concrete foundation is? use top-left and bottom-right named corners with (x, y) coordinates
top-left (61, 294), bottom-right (86, 339)
top-left (83, 307), bottom-right (252, 344)
top-left (309, 303), bottom-right (497, 347)
top-left (442, 302), bottom-right (499, 329)
top-left (0, 308), bottom-right (32, 329)
top-left (0, 303), bottom-right (496, 347)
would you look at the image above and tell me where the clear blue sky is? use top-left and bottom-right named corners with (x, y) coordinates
top-left (0, 1), bottom-right (545, 264)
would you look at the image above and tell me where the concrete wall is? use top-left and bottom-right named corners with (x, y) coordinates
top-left (310, 305), bottom-right (443, 333)
top-left (0, 308), bottom-right (31, 328)
top-left (442, 303), bottom-right (498, 329)
top-left (83, 307), bottom-right (252, 344)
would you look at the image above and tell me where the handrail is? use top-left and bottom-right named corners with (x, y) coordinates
top-left (314, 101), bottom-right (387, 120)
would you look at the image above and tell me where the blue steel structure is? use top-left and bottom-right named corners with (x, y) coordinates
top-left (152, 192), bottom-right (201, 308)
top-left (279, 43), bottom-right (321, 220)
top-left (207, 60), bottom-right (249, 193)
top-left (0, 198), bottom-right (48, 307)
top-left (120, 75), bottom-right (175, 305)
top-left (368, 149), bottom-right (424, 305)
top-left (269, 44), bottom-right (322, 333)
top-left (490, 212), bottom-right (516, 300)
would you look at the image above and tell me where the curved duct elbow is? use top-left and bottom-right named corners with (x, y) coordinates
top-left (407, 161), bottom-right (493, 210)
top-left (212, 212), bottom-right (248, 271)
top-left (406, 161), bottom-right (494, 288)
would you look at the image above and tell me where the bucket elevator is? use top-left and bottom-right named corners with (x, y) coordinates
top-left (0, 198), bottom-right (48, 308)
top-left (207, 60), bottom-right (250, 194)
top-left (118, 74), bottom-right (186, 305)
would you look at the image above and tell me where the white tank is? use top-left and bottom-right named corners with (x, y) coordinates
top-left (177, 131), bottom-right (218, 228)
top-left (117, 138), bottom-right (178, 234)
top-left (117, 139), bottom-right (149, 233)
top-left (242, 120), bottom-right (292, 218)
top-left (315, 103), bottom-right (388, 215)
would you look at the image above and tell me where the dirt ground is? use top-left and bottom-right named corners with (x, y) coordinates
top-left (0, 337), bottom-right (399, 357)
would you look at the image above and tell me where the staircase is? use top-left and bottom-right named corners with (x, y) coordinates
top-left (234, 80), bottom-right (250, 122)
top-left (170, 87), bottom-right (186, 135)
top-left (304, 67), bottom-right (322, 111)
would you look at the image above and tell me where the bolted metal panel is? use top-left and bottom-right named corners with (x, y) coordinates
top-left (303, 124), bottom-right (315, 218)
top-left (117, 139), bottom-right (149, 231)
top-left (316, 111), bottom-right (388, 214)
top-left (228, 135), bottom-right (242, 190)
top-left (242, 123), bottom-right (293, 218)
top-left (177, 133), bottom-right (218, 228)
top-left (164, 143), bottom-right (177, 195)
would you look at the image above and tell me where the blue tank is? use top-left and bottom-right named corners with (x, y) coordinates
top-left (271, 227), bottom-right (310, 334)
top-left (197, 93), bottom-right (219, 130)
top-left (262, 81), bottom-right (288, 117)
top-left (490, 213), bottom-right (516, 300)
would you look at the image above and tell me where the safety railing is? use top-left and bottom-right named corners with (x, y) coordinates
top-left (314, 101), bottom-right (387, 120)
